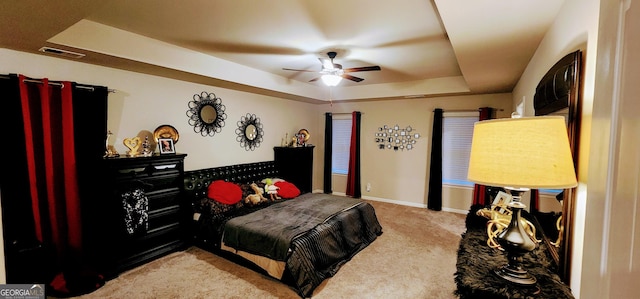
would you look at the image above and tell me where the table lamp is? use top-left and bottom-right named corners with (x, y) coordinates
top-left (467, 116), bottom-right (577, 286)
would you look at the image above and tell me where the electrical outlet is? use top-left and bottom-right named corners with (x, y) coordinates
top-left (366, 183), bottom-right (371, 192)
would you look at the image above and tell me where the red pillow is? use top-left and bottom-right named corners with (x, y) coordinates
top-left (274, 181), bottom-right (301, 199)
top-left (207, 180), bottom-right (242, 205)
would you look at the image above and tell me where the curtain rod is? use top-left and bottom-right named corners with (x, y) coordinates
top-left (22, 78), bottom-right (117, 93)
top-left (437, 108), bottom-right (504, 112)
top-left (0, 75), bottom-right (116, 93)
top-left (327, 112), bottom-right (365, 115)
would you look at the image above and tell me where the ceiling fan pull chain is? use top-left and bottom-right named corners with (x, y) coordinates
top-left (329, 86), bottom-right (333, 106)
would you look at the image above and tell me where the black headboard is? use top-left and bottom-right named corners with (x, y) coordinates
top-left (183, 161), bottom-right (278, 202)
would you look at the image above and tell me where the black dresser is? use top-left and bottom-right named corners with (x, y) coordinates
top-left (273, 146), bottom-right (314, 194)
top-left (88, 153), bottom-right (188, 277)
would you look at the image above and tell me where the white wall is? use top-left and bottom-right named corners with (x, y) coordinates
top-left (513, 0), bottom-right (640, 298)
top-left (582, 0), bottom-right (640, 298)
top-left (0, 48), bottom-right (319, 171)
top-left (314, 95), bottom-right (513, 210)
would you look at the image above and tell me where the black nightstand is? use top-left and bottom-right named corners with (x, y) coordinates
top-left (273, 146), bottom-right (314, 194)
top-left (455, 206), bottom-right (574, 299)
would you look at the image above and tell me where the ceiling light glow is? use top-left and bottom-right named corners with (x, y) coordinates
top-left (321, 74), bottom-right (342, 86)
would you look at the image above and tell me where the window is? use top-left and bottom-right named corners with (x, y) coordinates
top-left (442, 112), bottom-right (478, 187)
top-left (540, 188), bottom-right (563, 195)
top-left (332, 117), bottom-right (352, 175)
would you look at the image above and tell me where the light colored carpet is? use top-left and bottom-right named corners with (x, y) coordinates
top-left (73, 201), bottom-right (467, 299)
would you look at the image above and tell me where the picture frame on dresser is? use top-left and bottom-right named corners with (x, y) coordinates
top-left (159, 138), bottom-right (175, 154)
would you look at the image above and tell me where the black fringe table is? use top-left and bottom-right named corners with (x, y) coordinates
top-left (454, 205), bottom-right (574, 299)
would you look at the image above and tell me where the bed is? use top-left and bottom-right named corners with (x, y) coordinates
top-left (183, 161), bottom-right (383, 297)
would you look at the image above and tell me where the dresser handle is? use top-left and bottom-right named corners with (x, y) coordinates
top-left (154, 164), bottom-right (177, 170)
top-left (118, 167), bottom-right (146, 174)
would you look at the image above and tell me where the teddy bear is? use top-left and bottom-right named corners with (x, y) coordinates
top-left (264, 178), bottom-right (281, 201)
top-left (244, 183), bottom-right (268, 206)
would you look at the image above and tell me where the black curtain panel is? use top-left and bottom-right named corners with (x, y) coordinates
top-left (346, 111), bottom-right (361, 198)
top-left (323, 113), bottom-right (333, 194)
top-left (0, 74), bottom-right (35, 241)
top-left (72, 82), bottom-right (109, 229)
top-left (71, 83), bottom-right (109, 277)
top-left (427, 108), bottom-right (443, 211)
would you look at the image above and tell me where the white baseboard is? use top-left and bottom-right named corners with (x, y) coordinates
top-left (361, 195), bottom-right (426, 208)
top-left (362, 195), bottom-right (469, 215)
top-left (441, 207), bottom-right (469, 215)
top-left (313, 191), bottom-right (468, 215)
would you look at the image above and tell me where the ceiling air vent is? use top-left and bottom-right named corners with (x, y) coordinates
top-left (39, 47), bottom-right (85, 59)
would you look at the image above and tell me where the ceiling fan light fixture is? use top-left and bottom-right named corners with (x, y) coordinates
top-left (321, 74), bottom-right (342, 86)
top-left (323, 60), bottom-right (335, 70)
top-left (284, 51), bottom-right (379, 85)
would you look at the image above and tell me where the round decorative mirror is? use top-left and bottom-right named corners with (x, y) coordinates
top-left (186, 91), bottom-right (227, 137)
top-left (200, 105), bottom-right (217, 124)
top-left (245, 124), bottom-right (257, 140)
top-left (235, 113), bottom-right (263, 151)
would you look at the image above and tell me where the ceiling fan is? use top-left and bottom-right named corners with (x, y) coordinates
top-left (282, 51), bottom-right (381, 86)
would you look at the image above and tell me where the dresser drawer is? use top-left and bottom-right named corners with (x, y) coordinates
top-left (113, 172), bottom-right (180, 190)
top-left (118, 224), bottom-right (185, 271)
top-left (144, 173), bottom-right (182, 193)
top-left (121, 222), bottom-right (183, 257)
top-left (148, 188), bottom-right (181, 210)
top-left (148, 205), bottom-right (182, 231)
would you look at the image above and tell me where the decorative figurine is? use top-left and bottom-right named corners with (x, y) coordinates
top-left (264, 178), bottom-right (281, 201)
top-left (297, 129), bottom-right (310, 146)
top-left (141, 136), bottom-right (152, 157)
top-left (123, 136), bottom-right (141, 157)
top-left (104, 130), bottom-right (119, 158)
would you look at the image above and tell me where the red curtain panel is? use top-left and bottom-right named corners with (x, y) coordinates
top-left (346, 111), bottom-right (361, 198)
top-left (18, 75), bottom-right (82, 261)
top-left (472, 107), bottom-right (494, 206)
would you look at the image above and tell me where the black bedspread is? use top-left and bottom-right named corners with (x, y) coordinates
top-left (223, 193), bottom-right (365, 261)
top-left (287, 197), bottom-right (382, 297)
top-left (195, 193), bottom-right (382, 297)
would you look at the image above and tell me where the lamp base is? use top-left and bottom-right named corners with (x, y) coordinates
top-left (494, 187), bottom-right (538, 287)
top-left (494, 264), bottom-right (537, 286)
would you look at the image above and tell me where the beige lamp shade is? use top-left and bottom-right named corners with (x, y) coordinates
top-left (467, 116), bottom-right (578, 189)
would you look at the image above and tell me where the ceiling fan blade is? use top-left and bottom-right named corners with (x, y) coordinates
top-left (342, 74), bottom-right (364, 82)
top-left (282, 68), bottom-right (317, 72)
top-left (344, 66), bottom-right (381, 73)
top-left (318, 58), bottom-right (342, 70)
top-left (319, 57), bottom-right (329, 67)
